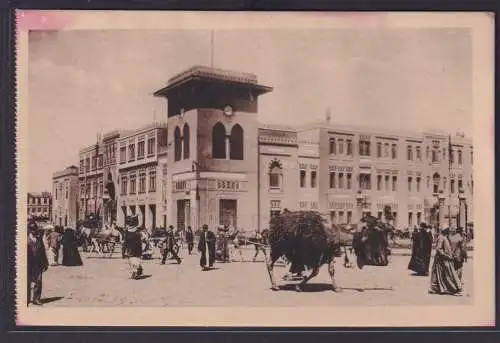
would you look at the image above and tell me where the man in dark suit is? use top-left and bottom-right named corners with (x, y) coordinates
top-left (161, 225), bottom-right (181, 264)
top-left (124, 215), bottom-right (144, 279)
top-left (27, 222), bottom-right (49, 306)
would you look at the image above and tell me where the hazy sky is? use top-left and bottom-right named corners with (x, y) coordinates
top-left (27, 28), bottom-right (472, 192)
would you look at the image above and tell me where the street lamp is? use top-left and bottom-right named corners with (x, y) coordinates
top-left (356, 190), bottom-right (369, 221)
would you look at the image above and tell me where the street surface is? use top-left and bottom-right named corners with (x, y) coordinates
top-left (40, 245), bottom-right (473, 307)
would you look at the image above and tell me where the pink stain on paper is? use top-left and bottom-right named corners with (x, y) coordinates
top-left (16, 10), bottom-right (74, 32)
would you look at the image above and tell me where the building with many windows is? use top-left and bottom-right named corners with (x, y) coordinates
top-left (52, 166), bottom-right (79, 228)
top-left (27, 192), bottom-right (52, 220)
top-left (74, 65), bottom-right (473, 232)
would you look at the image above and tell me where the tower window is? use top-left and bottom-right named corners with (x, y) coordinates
top-left (229, 124), bottom-right (244, 160)
top-left (183, 124), bottom-right (190, 159)
top-left (174, 126), bottom-right (182, 161)
top-left (212, 122), bottom-right (226, 159)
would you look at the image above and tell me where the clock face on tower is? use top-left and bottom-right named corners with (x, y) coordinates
top-left (223, 105), bottom-right (233, 117)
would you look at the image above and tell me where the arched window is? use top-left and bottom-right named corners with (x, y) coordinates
top-left (268, 159), bottom-right (283, 190)
top-left (212, 122), bottom-right (226, 159)
top-left (174, 126), bottom-right (182, 162)
top-left (230, 124), bottom-right (244, 160)
top-left (183, 124), bottom-right (190, 159)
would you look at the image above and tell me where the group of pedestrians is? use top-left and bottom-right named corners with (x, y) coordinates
top-left (27, 222), bottom-right (83, 306)
top-left (408, 222), bottom-right (468, 296)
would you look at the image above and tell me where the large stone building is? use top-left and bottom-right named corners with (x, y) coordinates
top-left (27, 192), bottom-right (52, 220)
top-left (115, 123), bottom-right (168, 229)
top-left (52, 166), bottom-right (79, 228)
top-left (75, 65), bottom-right (473, 231)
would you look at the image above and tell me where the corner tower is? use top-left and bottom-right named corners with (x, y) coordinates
top-left (154, 66), bottom-right (272, 230)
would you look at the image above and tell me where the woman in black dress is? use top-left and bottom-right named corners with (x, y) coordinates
top-left (61, 228), bottom-right (83, 267)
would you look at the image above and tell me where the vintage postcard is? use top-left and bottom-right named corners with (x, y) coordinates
top-left (16, 11), bottom-right (494, 327)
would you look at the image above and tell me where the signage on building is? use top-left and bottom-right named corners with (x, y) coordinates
top-left (329, 165), bottom-right (354, 172)
top-left (217, 180), bottom-right (240, 190)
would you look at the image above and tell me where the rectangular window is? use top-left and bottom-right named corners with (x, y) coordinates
top-left (392, 176), bottom-right (397, 191)
top-left (432, 149), bottom-right (438, 163)
top-left (359, 140), bottom-right (371, 157)
top-left (458, 179), bottom-right (463, 191)
top-left (121, 177), bottom-right (128, 195)
top-left (408, 212), bottom-right (413, 227)
top-left (458, 150), bottom-right (462, 165)
top-left (384, 143), bottom-right (389, 158)
top-left (359, 173), bottom-right (371, 190)
top-left (120, 146), bottom-right (126, 163)
top-left (86, 157), bottom-right (90, 172)
top-left (338, 139), bottom-right (344, 154)
top-left (408, 177), bottom-right (412, 192)
top-left (417, 212), bottom-right (422, 225)
top-left (377, 142), bottom-right (382, 158)
top-left (347, 173), bottom-right (352, 190)
top-left (450, 150), bottom-right (454, 164)
top-left (329, 139), bottom-right (336, 154)
top-left (130, 176), bottom-right (136, 194)
top-left (139, 173), bottom-right (146, 193)
top-left (300, 170), bottom-right (306, 188)
top-left (147, 138), bottom-right (156, 156)
top-left (138, 141), bottom-right (145, 159)
top-left (311, 171), bottom-right (317, 188)
top-left (93, 182), bottom-right (98, 197)
top-left (129, 144), bottom-right (135, 161)
top-left (149, 171), bottom-right (156, 192)
top-left (79, 159), bottom-right (84, 171)
top-left (416, 147), bottom-right (421, 160)
top-left (99, 182), bottom-right (103, 197)
top-left (450, 179), bottom-right (455, 193)
top-left (385, 175), bottom-right (390, 191)
top-left (329, 172), bottom-right (335, 189)
top-left (407, 146), bottom-right (413, 161)
top-left (377, 175), bottom-right (382, 191)
top-left (416, 177), bottom-right (421, 192)
top-left (391, 144), bottom-right (397, 159)
top-left (347, 211), bottom-right (352, 224)
top-left (330, 211), bottom-right (336, 225)
top-left (338, 211), bottom-right (344, 224)
top-left (269, 173), bottom-right (280, 189)
top-left (347, 140), bottom-right (352, 156)
top-left (338, 173), bottom-right (344, 189)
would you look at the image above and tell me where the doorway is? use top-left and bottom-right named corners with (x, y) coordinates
top-left (219, 199), bottom-right (237, 227)
top-left (177, 199), bottom-right (191, 230)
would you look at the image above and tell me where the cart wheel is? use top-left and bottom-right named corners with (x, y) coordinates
top-left (173, 244), bottom-right (179, 255)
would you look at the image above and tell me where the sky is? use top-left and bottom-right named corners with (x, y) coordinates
top-left (27, 28), bottom-right (472, 192)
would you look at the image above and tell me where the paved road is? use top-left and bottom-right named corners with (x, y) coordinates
top-left (40, 246), bottom-right (473, 307)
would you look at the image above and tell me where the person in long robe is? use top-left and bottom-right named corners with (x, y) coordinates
top-left (61, 228), bottom-right (83, 267)
top-left (449, 227), bottom-right (467, 283)
top-left (198, 224), bottom-right (216, 270)
top-left (47, 228), bottom-right (62, 266)
top-left (408, 223), bottom-right (433, 276)
top-left (124, 215), bottom-right (144, 279)
top-left (27, 223), bottom-right (49, 306)
top-left (429, 228), bottom-right (462, 295)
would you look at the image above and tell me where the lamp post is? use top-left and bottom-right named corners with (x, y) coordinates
top-left (458, 187), bottom-right (466, 231)
top-left (356, 189), bottom-right (369, 222)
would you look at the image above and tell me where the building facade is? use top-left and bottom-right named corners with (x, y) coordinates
top-left (27, 192), bottom-right (52, 220)
top-left (52, 166), bottom-right (79, 228)
top-left (115, 123), bottom-right (168, 229)
top-left (73, 65), bottom-right (474, 232)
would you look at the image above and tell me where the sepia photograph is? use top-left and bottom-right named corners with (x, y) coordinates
top-left (16, 11), bottom-right (494, 327)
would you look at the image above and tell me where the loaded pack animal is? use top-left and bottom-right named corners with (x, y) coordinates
top-left (265, 211), bottom-right (392, 292)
